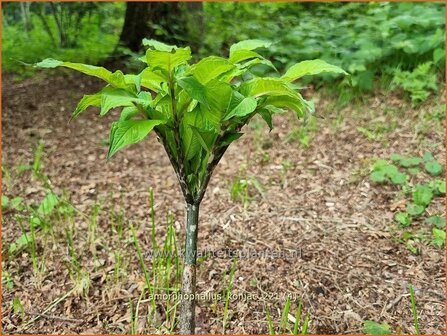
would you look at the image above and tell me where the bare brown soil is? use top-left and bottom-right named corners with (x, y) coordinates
top-left (1, 72), bottom-right (445, 334)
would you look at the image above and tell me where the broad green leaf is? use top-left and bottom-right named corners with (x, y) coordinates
top-left (108, 120), bottom-right (165, 159)
top-left (119, 107), bottom-right (140, 121)
top-left (37, 193), bottom-right (59, 216)
top-left (413, 184), bottom-right (433, 207)
top-left (178, 76), bottom-right (232, 113)
top-left (72, 93), bottom-right (102, 118)
top-left (263, 95), bottom-right (306, 117)
top-left (219, 132), bottom-right (244, 147)
top-left (406, 203), bottom-right (425, 216)
top-left (240, 78), bottom-right (299, 99)
top-left (178, 76), bottom-right (209, 108)
top-left (100, 89), bottom-right (150, 116)
top-left (146, 47), bottom-right (191, 74)
top-left (229, 49), bottom-right (267, 64)
top-left (187, 56), bottom-right (236, 84)
top-left (258, 108), bottom-right (273, 131)
top-left (282, 59), bottom-right (347, 82)
top-left (189, 126), bottom-right (218, 152)
top-left (138, 68), bottom-right (166, 91)
top-left (124, 73), bottom-right (142, 92)
top-left (425, 161), bottom-right (443, 176)
top-left (142, 38), bottom-right (177, 51)
top-left (181, 107), bottom-right (206, 160)
top-left (151, 94), bottom-right (174, 123)
top-left (223, 91), bottom-right (257, 120)
top-left (36, 59), bottom-right (131, 90)
top-left (229, 39), bottom-right (272, 56)
top-left (363, 320), bottom-right (392, 335)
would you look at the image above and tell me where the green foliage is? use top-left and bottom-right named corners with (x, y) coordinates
top-left (230, 176), bottom-right (264, 208)
top-left (424, 216), bottom-right (445, 229)
top-left (370, 160), bottom-right (406, 185)
top-left (370, 152), bottom-right (445, 248)
top-left (394, 212), bottom-right (411, 228)
top-left (424, 161), bottom-right (443, 176)
top-left (265, 297), bottom-right (309, 335)
top-left (203, 2), bottom-right (445, 103)
top-left (408, 285), bottom-right (420, 334)
top-left (432, 228), bottom-right (446, 247)
top-left (2, 195), bottom-right (9, 209)
top-left (2, 2), bottom-right (125, 76)
top-left (391, 62), bottom-right (438, 106)
top-left (36, 39), bottom-right (344, 204)
top-left (362, 320), bottom-right (392, 334)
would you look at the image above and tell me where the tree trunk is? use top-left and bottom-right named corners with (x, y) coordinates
top-left (118, 2), bottom-right (204, 52)
top-left (179, 202), bottom-right (200, 334)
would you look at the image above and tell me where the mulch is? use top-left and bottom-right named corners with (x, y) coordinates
top-left (1, 71), bottom-right (445, 334)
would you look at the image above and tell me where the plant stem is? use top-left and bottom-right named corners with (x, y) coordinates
top-left (179, 202), bottom-right (200, 334)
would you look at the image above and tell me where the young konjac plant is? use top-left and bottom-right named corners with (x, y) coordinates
top-left (36, 39), bottom-right (346, 333)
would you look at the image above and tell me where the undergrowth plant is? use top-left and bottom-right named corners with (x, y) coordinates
top-left (35, 39), bottom-right (346, 333)
top-left (370, 152), bottom-right (445, 252)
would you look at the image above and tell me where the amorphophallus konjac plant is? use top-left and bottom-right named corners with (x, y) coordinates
top-left (36, 38), bottom-right (346, 333)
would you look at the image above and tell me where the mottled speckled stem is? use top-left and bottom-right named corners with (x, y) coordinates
top-left (179, 203), bottom-right (199, 334)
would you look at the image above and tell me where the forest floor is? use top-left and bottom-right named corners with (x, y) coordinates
top-left (1, 72), bottom-right (446, 334)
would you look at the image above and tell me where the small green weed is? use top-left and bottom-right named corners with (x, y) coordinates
top-left (363, 284), bottom-right (421, 334)
top-left (265, 297), bottom-right (309, 335)
top-left (370, 151), bottom-right (445, 251)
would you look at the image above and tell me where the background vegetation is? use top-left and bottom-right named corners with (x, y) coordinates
top-left (2, 2), bottom-right (445, 105)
